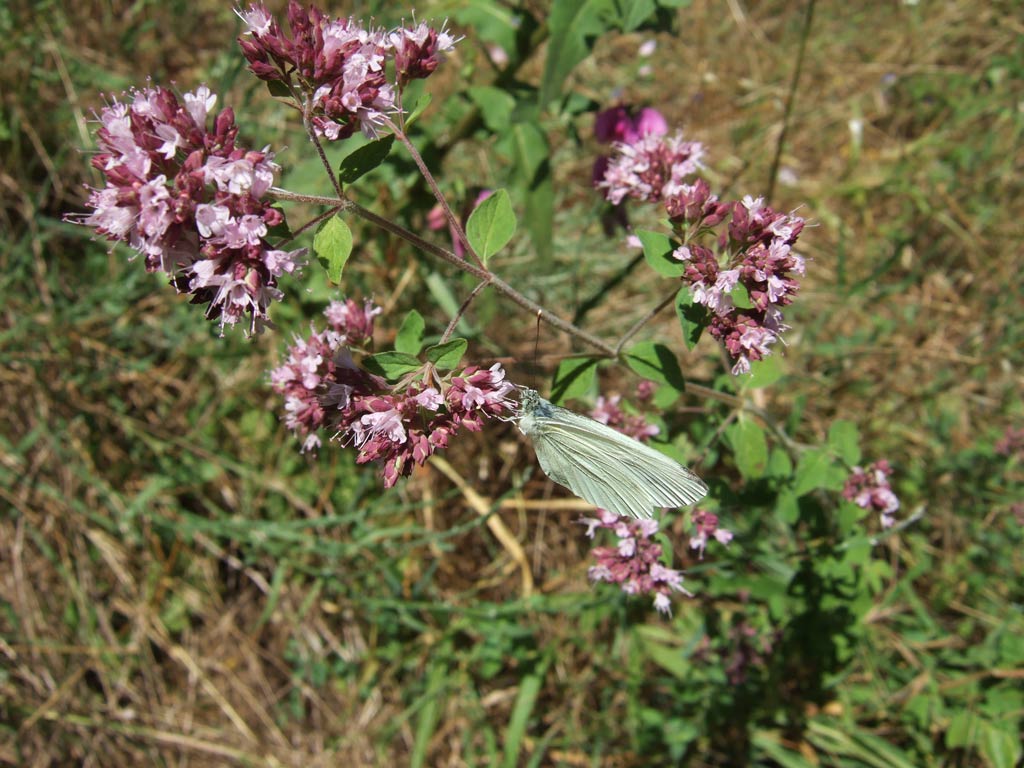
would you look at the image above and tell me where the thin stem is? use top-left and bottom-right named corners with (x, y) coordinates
top-left (614, 289), bottom-right (677, 356)
top-left (440, 279), bottom-right (490, 343)
top-left (381, 115), bottom-right (483, 269)
top-left (301, 97), bottom-right (345, 201)
top-left (269, 188), bottom-right (618, 357)
top-left (766, 0), bottom-right (815, 201)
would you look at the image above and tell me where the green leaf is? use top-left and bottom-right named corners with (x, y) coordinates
top-left (426, 339), bottom-right (468, 370)
top-left (265, 79), bottom-right (292, 99)
top-left (338, 135), bottom-right (395, 184)
top-left (624, 341), bottom-right (687, 392)
top-left (945, 711), bottom-right (974, 749)
top-left (730, 284), bottom-right (755, 309)
top-left (776, 489), bottom-right (799, 524)
top-left (364, 351), bottom-right (423, 381)
top-left (406, 92), bottom-right (433, 127)
top-left (828, 420), bottom-right (862, 465)
top-left (765, 447), bottom-right (793, 478)
top-left (395, 310), bottom-right (425, 355)
top-left (729, 419), bottom-right (769, 479)
top-left (504, 121), bottom-right (553, 263)
top-left (979, 720), bottom-right (1023, 768)
top-left (792, 448), bottom-right (835, 497)
top-left (550, 357), bottom-right (599, 404)
top-left (620, 0), bottom-right (658, 30)
top-left (637, 229), bottom-right (686, 277)
top-left (743, 355), bottom-right (784, 388)
top-left (465, 189), bottom-right (517, 263)
top-left (540, 0), bottom-right (614, 106)
top-left (501, 661), bottom-right (548, 768)
top-left (467, 86), bottom-right (517, 132)
top-left (675, 286), bottom-right (706, 350)
top-left (313, 216), bottom-right (353, 284)
top-left (638, 637), bottom-right (689, 682)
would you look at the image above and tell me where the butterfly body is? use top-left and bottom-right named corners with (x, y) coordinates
top-left (517, 388), bottom-right (707, 519)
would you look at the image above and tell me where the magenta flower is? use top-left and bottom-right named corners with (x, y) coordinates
top-left (596, 131), bottom-right (705, 205)
top-left (842, 460), bottom-right (900, 528)
top-left (69, 84), bottom-right (303, 334)
top-left (689, 509), bottom-right (733, 559)
top-left (673, 196), bottom-right (806, 375)
top-left (272, 307), bottom-right (515, 487)
top-left (590, 394), bottom-right (660, 442)
top-left (237, 2), bottom-right (457, 141)
top-left (581, 511), bottom-right (691, 616)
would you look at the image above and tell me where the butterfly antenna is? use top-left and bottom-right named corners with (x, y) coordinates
top-left (532, 310), bottom-right (542, 389)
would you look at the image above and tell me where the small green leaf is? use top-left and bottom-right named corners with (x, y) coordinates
top-left (426, 339), bottom-right (468, 370)
top-left (979, 720), bottom-right (1022, 768)
top-left (550, 357), bottom-right (599, 404)
top-left (637, 230), bottom-right (686, 277)
top-left (675, 286), bottom-right (706, 350)
top-left (625, 341), bottom-right (687, 392)
top-left (338, 135), bottom-right (395, 184)
top-left (730, 284), bottom-right (755, 309)
top-left (313, 216), bottom-right (353, 284)
top-left (792, 448), bottom-right (835, 497)
top-left (765, 447), bottom-right (793, 478)
top-left (743, 355), bottom-right (784, 388)
top-left (364, 351), bottom-right (423, 381)
top-left (465, 189), bottom-right (516, 263)
top-left (467, 86), bottom-right (517, 132)
top-left (265, 79), bottom-right (292, 99)
top-left (776, 489), bottom-right (799, 524)
top-left (729, 419), bottom-right (769, 479)
top-left (395, 310), bottom-right (425, 355)
top-left (828, 420), bottom-right (862, 465)
top-left (406, 92), bottom-right (433, 127)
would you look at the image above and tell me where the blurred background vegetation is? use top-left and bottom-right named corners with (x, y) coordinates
top-left (1, 0), bottom-right (1022, 765)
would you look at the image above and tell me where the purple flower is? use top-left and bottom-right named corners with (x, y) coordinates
top-left (843, 460), bottom-right (900, 528)
top-left (68, 84), bottom-right (303, 334)
top-left (689, 509), bottom-right (733, 559)
top-left (596, 131), bottom-right (705, 205)
top-left (590, 395), bottom-right (660, 442)
top-left (236, 2), bottom-right (458, 141)
top-left (581, 513), bottom-right (691, 616)
top-left (273, 310), bottom-right (516, 488)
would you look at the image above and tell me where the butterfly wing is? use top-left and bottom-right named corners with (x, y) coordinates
top-left (527, 401), bottom-right (707, 519)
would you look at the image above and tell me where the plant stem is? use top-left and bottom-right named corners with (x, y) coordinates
top-left (381, 115), bottom-right (483, 269)
top-left (766, 0), bottom-right (815, 201)
top-left (300, 97), bottom-right (345, 202)
top-left (269, 188), bottom-right (617, 357)
top-left (614, 289), bottom-right (677, 356)
top-left (440, 279), bottom-right (490, 343)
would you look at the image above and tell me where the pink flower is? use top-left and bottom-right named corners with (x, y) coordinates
top-left (843, 460), bottom-right (900, 528)
top-left (590, 395), bottom-right (660, 442)
top-left (597, 131), bottom-right (705, 205)
top-left (582, 513), bottom-right (691, 616)
top-left (689, 509), bottom-right (733, 559)
top-left (236, 2), bottom-right (458, 141)
top-left (68, 84), bottom-right (303, 334)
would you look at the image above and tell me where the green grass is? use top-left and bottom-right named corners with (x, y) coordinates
top-left (2, 0), bottom-right (1023, 765)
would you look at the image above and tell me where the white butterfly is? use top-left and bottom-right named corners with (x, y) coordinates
top-left (516, 388), bottom-right (707, 519)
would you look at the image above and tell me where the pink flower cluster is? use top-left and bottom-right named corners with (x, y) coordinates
top-left (237, 2), bottom-right (457, 141)
top-left (674, 195), bottom-right (806, 375)
top-left (590, 394), bottom-right (660, 442)
top-left (581, 511), bottom-right (690, 616)
top-left (597, 130), bottom-right (705, 205)
top-left (271, 302), bottom-right (515, 487)
top-left (270, 298), bottom-right (383, 452)
top-left (842, 459), bottom-right (900, 528)
top-left (72, 84), bottom-right (304, 334)
top-left (689, 509), bottom-right (733, 559)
